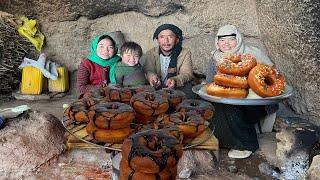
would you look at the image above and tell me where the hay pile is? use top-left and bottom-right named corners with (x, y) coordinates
top-left (0, 12), bottom-right (36, 93)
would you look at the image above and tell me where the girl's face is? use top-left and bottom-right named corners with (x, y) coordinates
top-left (122, 50), bottom-right (140, 66)
top-left (217, 36), bottom-right (237, 52)
top-left (96, 38), bottom-right (115, 59)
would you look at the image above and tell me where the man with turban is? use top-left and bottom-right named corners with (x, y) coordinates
top-left (143, 24), bottom-right (194, 97)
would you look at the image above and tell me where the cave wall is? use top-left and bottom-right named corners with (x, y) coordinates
top-left (1, 0), bottom-right (263, 75)
top-left (256, 1), bottom-right (320, 125)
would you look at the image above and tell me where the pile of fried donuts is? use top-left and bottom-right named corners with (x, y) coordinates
top-left (206, 54), bottom-right (286, 98)
top-left (85, 102), bottom-right (135, 143)
top-left (130, 91), bottom-right (169, 124)
top-left (65, 84), bottom-right (215, 143)
top-left (119, 97), bottom-right (215, 178)
top-left (64, 85), bottom-right (216, 179)
top-left (65, 85), bottom-right (155, 143)
top-left (65, 85), bottom-right (149, 123)
top-left (120, 129), bottom-right (183, 180)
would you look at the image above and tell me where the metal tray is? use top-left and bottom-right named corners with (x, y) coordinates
top-left (192, 84), bottom-right (294, 105)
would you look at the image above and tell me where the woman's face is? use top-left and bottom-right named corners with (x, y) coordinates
top-left (217, 36), bottom-right (237, 52)
top-left (96, 38), bottom-right (115, 59)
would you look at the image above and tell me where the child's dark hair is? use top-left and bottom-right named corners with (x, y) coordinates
top-left (120, 41), bottom-right (143, 57)
top-left (98, 35), bottom-right (117, 54)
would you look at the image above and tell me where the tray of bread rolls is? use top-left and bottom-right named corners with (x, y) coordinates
top-left (192, 84), bottom-right (293, 106)
top-left (62, 86), bottom-right (218, 151)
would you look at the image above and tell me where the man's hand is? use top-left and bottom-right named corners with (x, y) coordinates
top-left (166, 78), bottom-right (175, 89)
top-left (149, 75), bottom-right (161, 87)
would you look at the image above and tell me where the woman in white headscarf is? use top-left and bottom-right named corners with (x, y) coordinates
top-left (206, 24), bottom-right (273, 82)
top-left (206, 25), bottom-right (277, 158)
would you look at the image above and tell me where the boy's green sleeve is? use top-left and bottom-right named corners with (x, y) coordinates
top-left (115, 64), bottom-right (124, 85)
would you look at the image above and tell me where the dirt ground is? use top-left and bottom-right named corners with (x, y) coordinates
top-left (0, 94), bottom-right (277, 180)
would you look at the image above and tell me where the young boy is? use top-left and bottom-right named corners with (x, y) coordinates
top-left (115, 42), bottom-right (148, 86)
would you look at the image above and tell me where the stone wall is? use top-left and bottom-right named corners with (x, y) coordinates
top-left (256, 1), bottom-right (320, 125)
top-left (0, 0), bottom-right (185, 22)
top-left (36, 0), bottom-right (261, 75)
top-left (0, 0), bottom-right (263, 76)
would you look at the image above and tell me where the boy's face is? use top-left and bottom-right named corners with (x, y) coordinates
top-left (217, 36), bottom-right (237, 52)
top-left (97, 38), bottom-right (115, 59)
top-left (122, 50), bottom-right (140, 66)
top-left (157, 29), bottom-right (179, 54)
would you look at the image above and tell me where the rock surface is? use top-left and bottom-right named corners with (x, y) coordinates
top-left (256, 1), bottom-right (320, 125)
top-left (177, 150), bottom-right (217, 178)
top-left (275, 118), bottom-right (320, 179)
top-left (1, 0), bottom-right (261, 74)
top-left (307, 155), bottom-right (320, 180)
top-left (0, 111), bottom-right (66, 179)
top-left (276, 119), bottom-right (319, 159)
top-left (0, 0), bottom-right (184, 21)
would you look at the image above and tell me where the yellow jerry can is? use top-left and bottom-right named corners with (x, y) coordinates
top-left (42, 77), bottom-right (48, 91)
top-left (21, 66), bottom-right (44, 95)
top-left (48, 67), bottom-right (69, 92)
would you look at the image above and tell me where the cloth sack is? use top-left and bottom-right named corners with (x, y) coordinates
top-left (19, 53), bottom-right (58, 80)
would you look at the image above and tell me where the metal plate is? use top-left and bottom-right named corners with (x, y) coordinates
top-left (192, 84), bottom-right (294, 105)
top-left (112, 152), bottom-right (121, 180)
